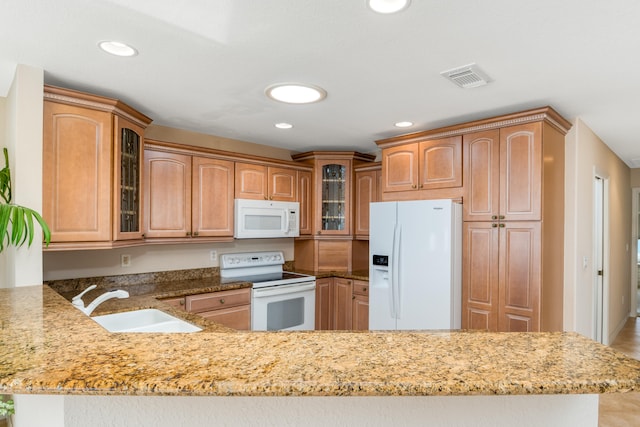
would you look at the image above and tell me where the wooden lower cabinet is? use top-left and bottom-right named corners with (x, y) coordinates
top-left (462, 221), bottom-right (541, 332)
top-left (315, 277), bottom-right (369, 331)
top-left (352, 280), bottom-right (369, 331)
top-left (163, 288), bottom-right (251, 330)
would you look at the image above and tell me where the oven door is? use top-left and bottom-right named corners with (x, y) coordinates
top-left (251, 281), bottom-right (315, 331)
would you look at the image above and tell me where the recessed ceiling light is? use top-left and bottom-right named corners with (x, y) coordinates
top-left (98, 41), bottom-right (138, 57)
top-left (275, 122), bottom-right (293, 129)
top-left (367, 0), bottom-right (411, 14)
top-left (265, 83), bottom-right (327, 104)
top-left (395, 121), bottom-right (414, 128)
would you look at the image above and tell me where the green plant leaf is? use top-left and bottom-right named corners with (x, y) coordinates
top-left (0, 148), bottom-right (11, 204)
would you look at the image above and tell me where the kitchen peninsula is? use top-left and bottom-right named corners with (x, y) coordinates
top-left (1, 285), bottom-right (639, 427)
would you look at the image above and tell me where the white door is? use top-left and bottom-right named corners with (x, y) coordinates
top-left (594, 175), bottom-right (609, 344)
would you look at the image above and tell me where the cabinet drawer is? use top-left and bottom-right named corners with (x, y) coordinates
top-left (162, 297), bottom-right (186, 311)
top-left (186, 288), bottom-right (251, 313)
top-left (198, 305), bottom-right (251, 330)
top-left (353, 280), bottom-right (369, 296)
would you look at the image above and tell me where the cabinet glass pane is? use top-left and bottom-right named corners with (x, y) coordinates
top-left (120, 128), bottom-right (140, 233)
top-left (321, 164), bottom-right (346, 231)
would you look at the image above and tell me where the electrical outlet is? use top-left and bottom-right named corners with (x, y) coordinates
top-left (121, 254), bottom-right (131, 268)
top-left (210, 250), bottom-right (217, 262)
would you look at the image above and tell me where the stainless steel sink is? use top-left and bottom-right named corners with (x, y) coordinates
top-left (92, 309), bottom-right (202, 333)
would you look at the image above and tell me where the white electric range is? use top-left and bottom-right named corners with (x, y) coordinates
top-left (220, 251), bottom-right (315, 331)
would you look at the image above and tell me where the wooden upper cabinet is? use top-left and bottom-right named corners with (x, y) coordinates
top-left (418, 136), bottom-right (462, 190)
top-left (43, 101), bottom-right (113, 243)
top-left (500, 123), bottom-right (542, 221)
top-left (381, 144), bottom-right (418, 192)
top-left (463, 130), bottom-right (500, 221)
top-left (381, 136), bottom-right (462, 193)
top-left (297, 170), bottom-right (312, 235)
top-left (268, 166), bottom-right (297, 202)
top-left (42, 85), bottom-right (151, 248)
top-left (235, 163), bottom-right (267, 200)
top-left (463, 124), bottom-right (542, 222)
top-left (235, 163), bottom-right (297, 201)
top-left (144, 150), bottom-right (192, 238)
top-left (192, 157), bottom-right (234, 237)
top-left (354, 167), bottom-right (381, 238)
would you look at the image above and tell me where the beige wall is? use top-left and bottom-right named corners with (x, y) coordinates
top-left (564, 118), bottom-right (631, 343)
top-left (145, 125), bottom-right (294, 161)
top-left (630, 168), bottom-right (640, 187)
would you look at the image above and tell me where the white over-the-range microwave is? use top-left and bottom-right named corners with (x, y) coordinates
top-left (234, 199), bottom-right (300, 239)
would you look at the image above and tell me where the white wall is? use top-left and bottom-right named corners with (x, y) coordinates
top-left (564, 118), bottom-right (631, 341)
top-left (0, 64), bottom-right (44, 288)
top-left (43, 239), bottom-right (294, 280)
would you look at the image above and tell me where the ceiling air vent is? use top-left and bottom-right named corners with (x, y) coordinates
top-left (440, 63), bottom-right (492, 89)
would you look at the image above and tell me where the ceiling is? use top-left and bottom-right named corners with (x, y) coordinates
top-left (2, 0), bottom-right (640, 165)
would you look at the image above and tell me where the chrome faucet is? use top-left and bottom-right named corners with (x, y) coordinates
top-left (72, 285), bottom-right (130, 315)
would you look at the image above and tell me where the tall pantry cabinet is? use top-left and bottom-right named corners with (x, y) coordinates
top-left (462, 110), bottom-right (571, 332)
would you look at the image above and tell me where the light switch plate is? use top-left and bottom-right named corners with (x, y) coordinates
top-left (121, 254), bottom-right (131, 267)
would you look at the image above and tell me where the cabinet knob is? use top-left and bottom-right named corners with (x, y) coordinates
top-left (491, 215), bottom-right (498, 220)
top-left (179, 299), bottom-right (185, 306)
top-left (186, 232), bottom-right (191, 236)
top-left (492, 223), bottom-right (498, 228)
top-left (269, 195), bottom-right (273, 200)
top-left (352, 295), bottom-right (355, 300)
top-left (363, 287), bottom-right (367, 292)
top-left (264, 196), bottom-right (268, 200)
top-left (411, 184), bottom-right (417, 189)
top-left (193, 231), bottom-right (199, 236)
top-left (499, 223), bottom-right (505, 228)
top-left (419, 184), bottom-right (423, 189)
top-left (499, 215), bottom-right (505, 220)
top-left (219, 299), bottom-right (225, 304)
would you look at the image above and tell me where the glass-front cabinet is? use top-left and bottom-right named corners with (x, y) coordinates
top-left (316, 159), bottom-right (351, 236)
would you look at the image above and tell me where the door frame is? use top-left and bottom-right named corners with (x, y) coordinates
top-left (593, 173), bottom-right (610, 344)
top-left (631, 187), bottom-right (639, 317)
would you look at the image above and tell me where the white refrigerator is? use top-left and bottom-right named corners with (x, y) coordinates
top-left (369, 199), bottom-right (462, 330)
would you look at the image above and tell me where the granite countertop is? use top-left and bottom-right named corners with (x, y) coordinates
top-left (1, 285), bottom-right (639, 397)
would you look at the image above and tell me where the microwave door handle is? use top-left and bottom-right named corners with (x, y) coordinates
top-left (284, 209), bottom-right (290, 233)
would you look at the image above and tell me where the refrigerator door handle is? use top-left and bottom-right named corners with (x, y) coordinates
top-left (391, 223), bottom-right (401, 320)
top-left (395, 225), bottom-right (402, 320)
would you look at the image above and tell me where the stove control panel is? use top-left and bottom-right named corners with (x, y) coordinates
top-left (220, 251), bottom-right (284, 269)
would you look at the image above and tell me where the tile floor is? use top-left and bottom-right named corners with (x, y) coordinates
top-left (599, 316), bottom-right (640, 426)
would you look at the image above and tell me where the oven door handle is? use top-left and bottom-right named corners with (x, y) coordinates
top-left (252, 282), bottom-right (316, 298)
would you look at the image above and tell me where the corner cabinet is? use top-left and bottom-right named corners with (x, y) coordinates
top-left (353, 163), bottom-right (381, 239)
top-left (43, 85), bottom-right (152, 249)
top-left (292, 151), bottom-right (376, 272)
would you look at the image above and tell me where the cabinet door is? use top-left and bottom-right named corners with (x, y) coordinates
top-left (499, 123), bottom-right (542, 221)
top-left (269, 167), bottom-right (297, 201)
top-left (297, 170), bottom-right (312, 235)
top-left (315, 278), bottom-right (333, 330)
top-left (198, 305), bottom-right (251, 330)
top-left (333, 278), bottom-right (353, 330)
top-left (463, 130), bottom-right (500, 221)
top-left (43, 101), bottom-right (113, 242)
top-left (144, 150), bottom-right (192, 238)
top-left (192, 157), bottom-right (234, 237)
top-left (381, 144), bottom-right (418, 192)
top-left (354, 170), bottom-right (378, 237)
top-left (418, 136), bottom-right (462, 190)
top-left (498, 222), bottom-right (541, 332)
top-left (352, 280), bottom-right (369, 331)
top-left (113, 116), bottom-right (145, 241)
top-left (462, 222), bottom-right (499, 331)
top-left (315, 159), bottom-right (351, 235)
top-left (235, 163), bottom-right (267, 200)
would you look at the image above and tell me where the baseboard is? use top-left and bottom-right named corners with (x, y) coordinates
top-left (608, 315), bottom-right (631, 344)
